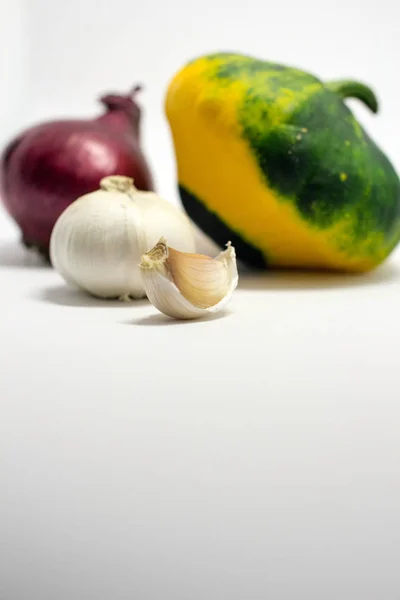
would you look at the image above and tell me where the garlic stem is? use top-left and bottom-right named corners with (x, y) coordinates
top-left (100, 175), bottom-right (136, 193)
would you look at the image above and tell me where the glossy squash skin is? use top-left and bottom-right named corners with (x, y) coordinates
top-left (165, 53), bottom-right (400, 271)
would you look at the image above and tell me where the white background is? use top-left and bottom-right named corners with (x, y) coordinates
top-left (1, 0), bottom-right (400, 598)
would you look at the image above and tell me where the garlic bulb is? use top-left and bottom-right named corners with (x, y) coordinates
top-left (50, 175), bottom-right (196, 299)
top-left (140, 238), bottom-right (238, 319)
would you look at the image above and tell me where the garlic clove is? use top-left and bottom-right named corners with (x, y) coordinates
top-left (140, 238), bottom-right (238, 320)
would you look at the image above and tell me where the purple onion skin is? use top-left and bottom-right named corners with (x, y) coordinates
top-left (0, 87), bottom-right (154, 258)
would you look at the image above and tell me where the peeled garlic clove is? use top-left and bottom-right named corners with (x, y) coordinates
top-left (140, 238), bottom-right (238, 320)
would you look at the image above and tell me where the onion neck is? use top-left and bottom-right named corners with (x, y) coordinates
top-left (96, 85), bottom-right (143, 139)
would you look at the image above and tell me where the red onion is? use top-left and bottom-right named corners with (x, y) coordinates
top-left (0, 85), bottom-right (154, 259)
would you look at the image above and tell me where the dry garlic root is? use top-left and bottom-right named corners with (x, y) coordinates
top-left (140, 238), bottom-right (238, 320)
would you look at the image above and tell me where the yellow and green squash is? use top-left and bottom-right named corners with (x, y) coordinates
top-left (165, 53), bottom-right (400, 271)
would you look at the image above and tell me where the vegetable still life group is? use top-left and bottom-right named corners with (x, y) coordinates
top-left (1, 52), bottom-right (399, 321)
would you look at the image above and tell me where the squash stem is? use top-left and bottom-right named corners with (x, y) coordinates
top-left (326, 80), bottom-right (379, 114)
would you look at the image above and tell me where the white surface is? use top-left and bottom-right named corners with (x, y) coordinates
top-left (1, 0), bottom-right (400, 598)
top-left (2, 215), bottom-right (400, 600)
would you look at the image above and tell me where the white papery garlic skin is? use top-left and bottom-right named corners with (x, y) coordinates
top-left (49, 175), bottom-right (196, 299)
top-left (140, 238), bottom-right (238, 319)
